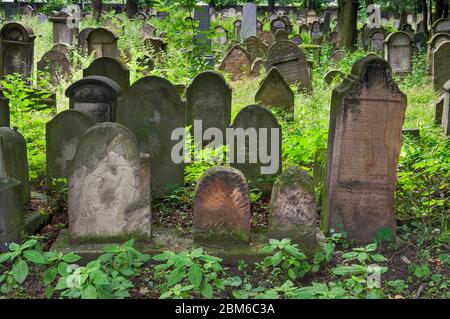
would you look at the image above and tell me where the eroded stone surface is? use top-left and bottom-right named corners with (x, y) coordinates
top-left (255, 67), bottom-right (294, 112)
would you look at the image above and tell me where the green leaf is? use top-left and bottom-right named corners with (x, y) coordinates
top-left (12, 259), bottom-right (29, 284)
top-left (9, 243), bottom-right (20, 251)
top-left (167, 267), bottom-right (185, 286)
top-left (365, 243), bottom-right (377, 252)
top-left (43, 267), bottom-right (58, 286)
top-left (91, 270), bottom-right (109, 285)
top-left (0, 253), bottom-right (11, 264)
top-left (371, 254), bottom-right (387, 262)
top-left (342, 252), bottom-right (358, 260)
top-left (23, 250), bottom-right (46, 264)
top-left (271, 251), bottom-right (283, 267)
top-left (81, 284), bottom-right (97, 299)
top-left (61, 253), bottom-right (81, 263)
top-left (58, 262), bottom-right (70, 276)
top-left (188, 263), bottom-right (202, 288)
top-left (45, 285), bottom-right (54, 299)
top-left (357, 252), bottom-right (369, 263)
top-left (201, 282), bottom-right (213, 299)
top-left (20, 240), bottom-right (37, 250)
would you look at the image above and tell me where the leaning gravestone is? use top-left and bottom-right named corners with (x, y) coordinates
top-left (432, 41), bottom-right (450, 92)
top-left (323, 55), bottom-right (407, 242)
top-left (37, 48), bottom-right (72, 86)
top-left (257, 31), bottom-right (276, 47)
top-left (269, 166), bottom-right (322, 254)
top-left (68, 122), bottom-right (151, 242)
top-left (0, 127), bottom-right (30, 204)
top-left (0, 22), bottom-right (36, 81)
top-left (46, 110), bottom-right (96, 178)
top-left (0, 178), bottom-right (24, 252)
top-left (186, 71), bottom-right (231, 144)
top-left (193, 166), bottom-right (250, 245)
top-left (323, 69), bottom-right (344, 86)
top-left (87, 28), bottom-right (119, 59)
top-left (231, 104), bottom-right (282, 194)
top-left (83, 57), bottom-right (130, 90)
top-left (77, 27), bottom-right (94, 53)
top-left (265, 40), bottom-right (311, 92)
top-left (219, 45), bottom-right (252, 81)
top-left (116, 76), bottom-right (185, 197)
top-left (384, 31), bottom-right (413, 74)
top-left (241, 2), bottom-right (257, 40)
top-left (243, 36), bottom-right (268, 62)
top-left (141, 23), bottom-right (155, 38)
top-left (310, 21), bottom-right (323, 43)
top-left (255, 67), bottom-right (294, 113)
top-left (66, 76), bottom-right (122, 123)
top-left (49, 11), bottom-right (78, 45)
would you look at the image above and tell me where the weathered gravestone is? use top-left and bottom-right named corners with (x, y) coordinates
top-left (432, 41), bottom-right (450, 92)
top-left (366, 29), bottom-right (385, 52)
top-left (426, 33), bottom-right (450, 74)
top-left (37, 48), bottom-right (72, 86)
top-left (194, 4), bottom-right (211, 53)
top-left (87, 28), bottom-right (119, 59)
top-left (0, 88), bottom-right (9, 127)
top-left (77, 27), bottom-right (94, 53)
top-left (323, 11), bottom-right (331, 33)
top-left (414, 32), bottom-right (428, 51)
top-left (250, 57), bottom-right (264, 77)
top-left (270, 18), bottom-right (287, 33)
top-left (323, 55), bottom-right (407, 242)
top-left (0, 178), bottom-right (24, 252)
top-left (234, 20), bottom-right (242, 37)
top-left (329, 31), bottom-right (339, 47)
top-left (68, 122), bottom-right (151, 242)
top-left (306, 10), bottom-right (316, 25)
top-left (255, 67), bottom-right (294, 113)
top-left (435, 95), bottom-right (444, 125)
top-left (384, 31), bottom-right (413, 74)
top-left (0, 127), bottom-right (30, 204)
top-left (265, 40), bottom-right (311, 92)
top-left (0, 22), bottom-right (36, 81)
top-left (241, 2), bottom-right (257, 40)
top-left (193, 166), bottom-right (250, 245)
top-left (49, 11), bottom-right (78, 45)
top-left (243, 36), bottom-right (268, 62)
top-left (46, 110), bottom-right (96, 178)
top-left (401, 23), bottom-right (414, 35)
top-left (231, 104), bottom-right (282, 194)
top-left (257, 20), bottom-right (263, 33)
top-left (83, 57), bottom-right (130, 90)
top-left (274, 29), bottom-right (289, 42)
top-left (143, 37), bottom-right (167, 54)
top-left (116, 76), bottom-right (185, 197)
top-left (257, 31), bottom-right (276, 47)
top-left (219, 45), bottom-right (252, 81)
top-left (66, 76), bottom-right (122, 123)
top-left (141, 23), bottom-right (155, 38)
top-left (186, 71), bottom-right (231, 144)
top-left (269, 166), bottom-right (322, 254)
top-left (126, 0), bottom-right (138, 19)
top-left (324, 69), bottom-right (344, 86)
top-left (431, 18), bottom-right (450, 35)
top-left (441, 80), bottom-right (450, 135)
top-left (310, 21), bottom-right (323, 43)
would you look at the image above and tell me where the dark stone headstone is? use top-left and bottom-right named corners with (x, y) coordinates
top-left (255, 67), bottom-right (294, 113)
top-left (83, 57), bottom-right (130, 90)
top-left (432, 41), bottom-right (450, 92)
top-left (0, 178), bottom-right (24, 252)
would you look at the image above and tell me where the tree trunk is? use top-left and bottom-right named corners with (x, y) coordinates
top-left (91, 0), bottom-right (102, 20)
top-left (338, 0), bottom-right (359, 51)
top-left (400, 7), bottom-right (408, 27)
top-left (126, 0), bottom-right (138, 19)
top-left (268, 0), bottom-right (275, 13)
top-left (444, 0), bottom-right (449, 17)
top-left (436, 0), bottom-right (445, 19)
top-left (422, 0), bottom-right (429, 36)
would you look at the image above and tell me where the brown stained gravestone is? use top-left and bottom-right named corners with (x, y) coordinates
top-left (0, 177), bottom-right (24, 252)
top-left (37, 48), bottom-right (72, 86)
top-left (257, 31), bottom-right (276, 48)
top-left (265, 40), bottom-right (311, 92)
top-left (243, 36), bottom-right (268, 63)
top-left (323, 55), bottom-right (407, 242)
top-left (432, 41), bottom-right (450, 92)
top-left (186, 71), bottom-right (231, 144)
top-left (116, 76), bottom-right (185, 197)
top-left (46, 110), bottom-right (96, 178)
top-left (193, 166), bottom-right (250, 245)
top-left (255, 67), bottom-right (294, 113)
top-left (66, 76), bottom-right (122, 123)
top-left (219, 45), bottom-right (252, 81)
top-left (330, 50), bottom-right (345, 64)
top-left (0, 22), bottom-right (36, 81)
top-left (87, 28), bottom-right (119, 59)
top-left (83, 57), bottom-right (130, 90)
top-left (231, 104), bottom-right (282, 194)
top-left (384, 31), bottom-right (413, 75)
top-left (269, 166), bottom-right (323, 255)
top-left (0, 128), bottom-right (30, 204)
top-left (68, 122), bottom-right (151, 242)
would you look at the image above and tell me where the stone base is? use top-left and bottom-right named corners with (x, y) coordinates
top-left (23, 211), bottom-right (52, 236)
top-left (51, 228), bottom-right (269, 264)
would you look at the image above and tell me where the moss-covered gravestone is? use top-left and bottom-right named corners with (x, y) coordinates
top-left (433, 41), bottom-right (450, 92)
top-left (83, 57), bottom-right (130, 91)
top-left (67, 122), bottom-right (151, 243)
top-left (269, 166), bottom-right (322, 255)
top-left (46, 110), bottom-right (96, 178)
top-left (0, 127), bottom-right (30, 204)
top-left (86, 28), bottom-right (119, 59)
top-left (243, 36), bottom-right (268, 63)
top-left (255, 67), bottom-right (294, 113)
top-left (231, 104), bottom-right (282, 194)
top-left (323, 70), bottom-right (344, 86)
top-left (323, 55), bottom-right (406, 242)
top-left (384, 31), bottom-right (413, 75)
top-left (116, 76), bottom-right (185, 197)
top-left (37, 48), bottom-right (72, 86)
top-left (0, 178), bottom-right (24, 252)
top-left (186, 71), bottom-right (231, 145)
top-left (194, 166), bottom-right (250, 245)
top-left (219, 45), bottom-right (251, 81)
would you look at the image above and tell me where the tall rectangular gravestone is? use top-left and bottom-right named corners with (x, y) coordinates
top-left (433, 41), bottom-right (450, 92)
top-left (241, 3), bottom-right (257, 41)
top-left (0, 178), bottom-right (24, 252)
top-left (194, 5), bottom-right (211, 54)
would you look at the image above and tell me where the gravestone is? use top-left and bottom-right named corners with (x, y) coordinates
top-left (37, 48), bottom-right (72, 86)
top-left (46, 110), bottom-right (96, 178)
top-left (414, 32), bottom-right (428, 51)
top-left (432, 41), bottom-right (450, 92)
top-left (136, 55), bottom-right (155, 76)
top-left (49, 11), bottom-right (78, 45)
top-left (270, 18), bottom-right (287, 33)
top-left (401, 23), bottom-right (414, 35)
top-left (384, 31), bottom-right (413, 74)
top-left (231, 104), bottom-right (282, 193)
top-left (417, 20), bottom-right (425, 33)
top-left (186, 71), bottom-right (231, 144)
top-left (323, 55), bottom-right (407, 242)
top-left (243, 36), bottom-right (268, 62)
top-left (0, 22), bottom-right (36, 81)
top-left (323, 11), bottom-right (331, 33)
top-left (274, 29), bottom-right (289, 42)
top-left (116, 76), bottom-right (185, 197)
top-left (143, 37), bottom-right (167, 54)
top-left (269, 166), bottom-right (321, 254)
top-left (68, 122), bottom-right (151, 242)
top-left (265, 40), bottom-right (311, 92)
top-left (83, 57), bottom-right (130, 90)
top-left (0, 128), bottom-right (30, 204)
top-left (366, 29), bottom-right (385, 52)
top-left (213, 26), bottom-right (228, 46)
top-left (329, 31), bottom-right (339, 47)
top-left (441, 80), bottom-right (450, 135)
top-left (66, 76), bottom-right (122, 123)
top-left (0, 88), bottom-right (10, 127)
top-left (324, 69), bottom-right (344, 86)
top-left (194, 4), bottom-right (211, 53)
top-left (219, 45), bottom-right (251, 81)
top-left (4, 3), bottom-right (20, 19)
top-left (141, 23), bottom-right (155, 38)
top-left (241, 2), bottom-right (257, 40)
top-left (126, 0), bottom-right (138, 19)
top-left (77, 27), bottom-right (94, 53)
top-left (255, 67), bottom-right (294, 113)
top-left (306, 10), bottom-right (316, 25)
top-left (20, 5), bottom-right (34, 17)
top-left (87, 28), bottom-right (119, 59)
top-left (426, 33), bottom-right (450, 74)
top-left (250, 58), bottom-right (264, 77)
top-left (193, 166), bottom-right (250, 245)
top-left (0, 178), bottom-right (24, 252)
top-left (257, 31), bottom-right (276, 47)
top-left (431, 18), bottom-right (450, 35)
top-left (310, 21), bottom-right (323, 43)
top-left (234, 20), bottom-right (242, 37)
top-left (300, 24), bottom-right (309, 34)
top-left (257, 20), bottom-right (263, 33)
top-left (435, 95), bottom-right (444, 125)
